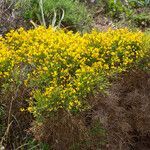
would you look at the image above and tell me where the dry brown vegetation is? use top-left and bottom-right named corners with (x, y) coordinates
top-left (92, 69), bottom-right (150, 149)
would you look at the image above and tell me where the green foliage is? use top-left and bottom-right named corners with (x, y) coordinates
top-left (137, 31), bottom-right (150, 71)
top-left (26, 139), bottom-right (50, 150)
top-left (107, 0), bottom-right (126, 18)
top-left (131, 12), bottom-right (150, 27)
top-left (128, 0), bottom-right (150, 7)
top-left (100, 0), bottom-right (149, 21)
top-left (16, 0), bottom-right (92, 31)
top-left (98, 0), bottom-right (132, 20)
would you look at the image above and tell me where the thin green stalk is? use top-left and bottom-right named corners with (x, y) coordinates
top-left (39, 0), bottom-right (46, 27)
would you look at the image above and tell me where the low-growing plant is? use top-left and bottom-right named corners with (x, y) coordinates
top-left (98, 0), bottom-right (132, 20)
top-left (100, 0), bottom-right (149, 22)
top-left (131, 12), bottom-right (150, 28)
top-left (137, 31), bottom-right (150, 70)
top-left (128, 0), bottom-right (150, 7)
top-left (107, 0), bottom-right (126, 19)
top-left (0, 27), bottom-right (147, 122)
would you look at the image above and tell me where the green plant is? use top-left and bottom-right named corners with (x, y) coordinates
top-left (137, 31), bottom-right (150, 70)
top-left (100, 0), bottom-right (149, 21)
top-left (103, 0), bottom-right (131, 20)
top-left (131, 12), bottom-right (150, 27)
top-left (24, 139), bottom-right (50, 150)
top-left (39, 0), bottom-right (46, 27)
top-left (128, 0), bottom-right (150, 7)
top-left (16, 0), bottom-right (92, 31)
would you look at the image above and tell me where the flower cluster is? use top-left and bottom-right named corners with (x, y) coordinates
top-left (0, 27), bottom-right (145, 119)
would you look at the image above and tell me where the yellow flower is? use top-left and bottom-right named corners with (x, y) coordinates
top-left (27, 107), bottom-right (32, 112)
top-left (20, 108), bottom-right (25, 112)
top-left (43, 67), bottom-right (48, 71)
top-left (1, 26), bottom-right (146, 115)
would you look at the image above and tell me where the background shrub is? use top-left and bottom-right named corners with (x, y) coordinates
top-left (131, 11), bottom-right (150, 28)
top-left (16, 0), bottom-right (92, 31)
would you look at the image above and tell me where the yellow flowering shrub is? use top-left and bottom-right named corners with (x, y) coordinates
top-left (0, 27), bottom-right (146, 119)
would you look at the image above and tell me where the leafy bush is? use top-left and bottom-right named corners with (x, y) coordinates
top-left (15, 0), bottom-right (91, 31)
top-left (137, 31), bottom-right (150, 70)
top-left (0, 27), bottom-right (147, 121)
top-left (101, 0), bottom-right (149, 21)
top-left (106, 0), bottom-right (126, 19)
top-left (131, 12), bottom-right (150, 28)
top-left (95, 0), bottom-right (132, 20)
top-left (128, 0), bottom-right (150, 7)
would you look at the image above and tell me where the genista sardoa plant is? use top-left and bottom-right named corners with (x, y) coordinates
top-left (0, 27), bottom-right (147, 120)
